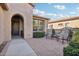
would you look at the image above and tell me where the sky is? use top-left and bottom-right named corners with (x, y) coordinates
top-left (33, 3), bottom-right (79, 21)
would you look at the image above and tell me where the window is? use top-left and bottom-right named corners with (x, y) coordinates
top-left (33, 19), bottom-right (44, 31)
top-left (39, 20), bottom-right (44, 31)
top-left (33, 20), bottom-right (39, 31)
top-left (58, 23), bottom-right (63, 26)
top-left (65, 22), bottom-right (69, 27)
top-left (50, 25), bottom-right (53, 29)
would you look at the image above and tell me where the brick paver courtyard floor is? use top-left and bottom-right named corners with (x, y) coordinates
top-left (26, 38), bottom-right (67, 56)
top-left (0, 37), bottom-right (67, 56)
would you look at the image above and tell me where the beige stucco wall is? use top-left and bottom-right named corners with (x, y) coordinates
top-left (0, 6), bottom-right (4, 45)
top-left (0, 3), bottom-right (33, 44)
top-left (8, 3), bottom-right (33, 39)
top-left (44, 20), bottom-right (48, 33)
top-left (48, 19), bottom-right (79, 29)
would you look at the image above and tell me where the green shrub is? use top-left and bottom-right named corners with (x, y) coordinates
top-left (64, 46), bottom-right (79, 56)
top-left (64, 46), bottom-right (74, 56)
top-left (69, 31), bottom-right (79, 48)
top-left (64, 31), bottom-right (79, 56)
top-left (69, 41), bottom-right (79, 48)
top-left (33, 32), bottom-right (45, 38)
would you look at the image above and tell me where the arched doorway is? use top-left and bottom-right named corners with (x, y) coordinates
top-left (11, 14), bottom-right (24, 38)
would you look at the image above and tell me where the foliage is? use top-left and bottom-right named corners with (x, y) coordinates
top-left (64, 31), bottom-right (79, 56)
top-left (33, 32), bottom-right (45, 38)
top-left (64, 46), bottom-right (79, 56)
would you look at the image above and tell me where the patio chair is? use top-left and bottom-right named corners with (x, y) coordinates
top-left (45, 29), bottom-right (55, 39)
top-left (50, 29), bottom-right (56, 39)
top-left (46, 29), bottom-right (60, 40)
top-left (50, 29), bottom-right (62, 40)
top-left (55, 27), bottom-right (73, 43)
top-left (45, 33), bottom-right (50, 39)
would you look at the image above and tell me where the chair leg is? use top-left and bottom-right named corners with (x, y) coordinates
top-left (45, 35), bottom-right (47, 39)
top-left (57, 38), bottom-right (59, 41)
top-left (51, 36), bottom-right (53, 40)
top-left (56, 36), bottom-right (59, 41)
top-left (67, 39), bottom-right (69, 42)
top-left (67, 38), bottom-right (70, 43)
top-left (46, 36), bottom-right (48, 39)
top-left (51, 37), bottom-right (52, 40)
top-left (62, 39), bottom-right (64, 44)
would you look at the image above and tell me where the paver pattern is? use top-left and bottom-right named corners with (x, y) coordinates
top-left (26, 38), bottom-right (67, 56)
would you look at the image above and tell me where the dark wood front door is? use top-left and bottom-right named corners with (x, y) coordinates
top-left (12, 20), bottom-right (19, 36)
top-left (11, 15), bottom-right (24, 38)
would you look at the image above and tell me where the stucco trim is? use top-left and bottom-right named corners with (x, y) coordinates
top-left (11, 13), bottom-right (24, 20)
top-left (54, 28), bottom-right (79, 30)
top-left (49, 16), bottom-right (79, 24)
top-left (33, 15), bottom-right (50, 20)
top-left (29, 3), bottom-right (34, 8)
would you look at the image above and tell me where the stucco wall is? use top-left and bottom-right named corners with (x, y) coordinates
top-left (9, 3), bottom-right (33, 39)
top-left (0, 6), bottom-right (4, 45)
top-left (44, 20), bottom-right (48, 33)
top-left (1, 3), bottom-right (33, 42)
top-left (48, 19), bottom-right (79, 29)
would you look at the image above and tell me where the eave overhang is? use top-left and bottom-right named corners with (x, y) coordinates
top-left (0, 3), bottom-right (8, 10)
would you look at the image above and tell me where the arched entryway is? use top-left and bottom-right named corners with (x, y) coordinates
top-left (11, 14), bottom-right (24, 38)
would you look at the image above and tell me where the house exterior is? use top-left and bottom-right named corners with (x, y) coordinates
top-left (0, 3), bottom-right (33, 45)
top-left (33, 15), bottom-right (49, 33)
top-left (48, 16), bottom-right (79, 30)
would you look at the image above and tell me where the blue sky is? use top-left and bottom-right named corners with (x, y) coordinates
top-left (33, 3), bottom-right (79, 21)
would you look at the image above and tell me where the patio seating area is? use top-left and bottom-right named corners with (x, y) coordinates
top-left (45, 27), bottom-right (73, 43)
top-left (25, 27), bottom-right (73, 56)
